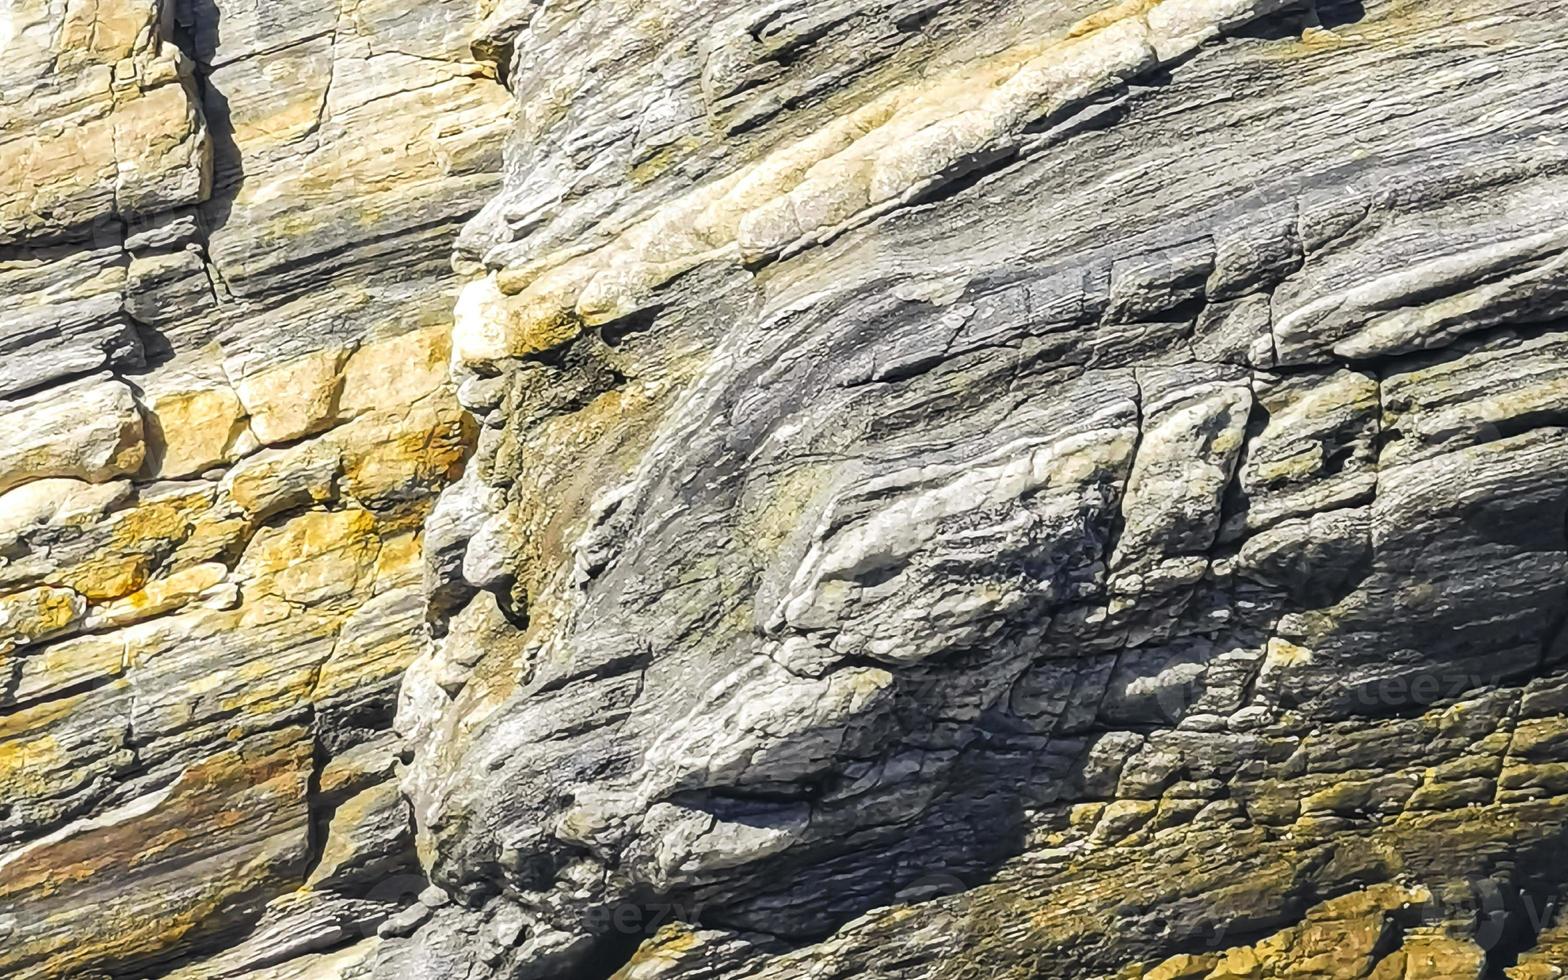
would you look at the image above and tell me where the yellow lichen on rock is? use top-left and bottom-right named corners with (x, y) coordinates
top-left (0, 695), bottom-right (87, 799)
top-left (0, 0), bottom-right (513, 973)
top-left (139, 373), bottom-right (253, 479)
top-left (0, 725), bottom-right (313, 980)
top-left (0, 0), bottom-right (209, 240)
top-left (236, 508), bottom-right (381, 608)
top-left (235, 347), bottom-right (351, 447)
top-left (43, 486), bottom-right (218, 602)
top-left (0, 586), bottom-right (86, 656)
top-left (336, 398), bottom-right (475, 504)
top-left (451, 0), bottom-right (1290, 371)
top-left (83, 561), bottom-right (229, 631)
top-left (1137, 884), bottom-right (1437, 979)
top-left (338, 322), bottom-right (453, 418)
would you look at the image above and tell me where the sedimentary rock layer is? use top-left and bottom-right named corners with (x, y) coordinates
top-left (6, 0), bottom-right (1568, 978)
top-left (0, 0), bottom-right (508, 975)
top-left (391, 0), bottom-right (1568, 977)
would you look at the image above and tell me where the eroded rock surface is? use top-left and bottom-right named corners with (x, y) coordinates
top-left (0, 0), bottom-right (508, 975)
top-left (391, 0), bottom-right (1568, 976)
top-left (6, 0), bottom-right (1568, 978)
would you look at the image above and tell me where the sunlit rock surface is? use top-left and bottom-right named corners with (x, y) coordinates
top-left (0, 0), bottom-right (508, 975)
top-left (5, 0), bottom-right (1568, 978)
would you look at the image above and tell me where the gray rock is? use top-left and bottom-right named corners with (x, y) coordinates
top-left (386, 0), bottom-right (1568, 975)
top-left (10, 0), bottom-right (1568, 977)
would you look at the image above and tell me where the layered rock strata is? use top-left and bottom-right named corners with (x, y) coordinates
top-left (7, 0), bottom-right (1568, 978)
top-left (0, 0), bottom-right (509, 975)
top-left (393, 0), bottom-right (1568, 977)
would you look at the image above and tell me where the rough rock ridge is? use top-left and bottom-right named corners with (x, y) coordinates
top-left (5, 0), bottom-right (1568, 978)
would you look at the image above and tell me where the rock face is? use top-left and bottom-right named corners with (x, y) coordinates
top-left (0, 0), bottom-right (508, 975)
top-left (6, 0), bottom-right (1568, 978)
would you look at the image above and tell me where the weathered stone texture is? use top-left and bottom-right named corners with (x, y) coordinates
top-left (385, 0), bottom-right (1568, 977)
top-left (8, 0), bottom-right (1568, 978)
top-left (0, 0), bottom-right (508, 975)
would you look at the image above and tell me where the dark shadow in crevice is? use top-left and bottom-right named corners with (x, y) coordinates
top-left (1228, 6), bottom-right (1318, 42)
top-left (600, 304), bottom-right (663, 348)
top-left (174, 0), bottom-right (244, 241)
top-left (1228, 0), bottom-right (1368, 41)
top-left (1316, 0), bottom-right (1368, 29)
